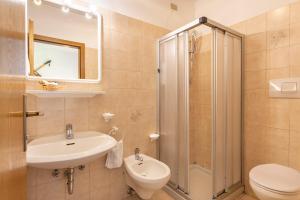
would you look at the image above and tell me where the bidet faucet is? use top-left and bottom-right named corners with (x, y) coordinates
top-left (66, 124), bottom-right (74, 139)
top-left (135, 148), bottom-right (143, 161)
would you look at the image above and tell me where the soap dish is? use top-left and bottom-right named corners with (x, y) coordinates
top-left (149, 133), bottom-right (160, 141)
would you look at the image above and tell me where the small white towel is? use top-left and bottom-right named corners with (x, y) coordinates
top-left (105, 140), bottom-right (123, 169)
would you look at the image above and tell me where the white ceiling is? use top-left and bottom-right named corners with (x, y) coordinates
top-left (82, 0), bottom-right (196, 29)
top-left (195, 0), bottom-right (298, 26)
top-left (75, 0), bottom-right (298, 30)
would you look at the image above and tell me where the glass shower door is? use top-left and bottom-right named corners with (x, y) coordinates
top-left (159, 35), bottom-right (179, 188)
top-left (212, 29), bottom-right (242, 198)
top-left (159, 32), bottom-right (189, 193)
top-left (188, 26), bottom-right (214, 200)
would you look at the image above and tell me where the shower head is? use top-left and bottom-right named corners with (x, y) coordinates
top-left (189, 31), bottom-right (197, 54)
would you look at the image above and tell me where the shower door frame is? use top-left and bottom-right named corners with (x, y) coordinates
top-left (157, 17), bottom-right (245, 199)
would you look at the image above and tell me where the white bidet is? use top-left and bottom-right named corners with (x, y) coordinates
top-left (124, 154), bottom-right (171, 199)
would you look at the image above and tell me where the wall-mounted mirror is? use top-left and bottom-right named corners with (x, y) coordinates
top-left (26, 0), bottom-right (101, 82)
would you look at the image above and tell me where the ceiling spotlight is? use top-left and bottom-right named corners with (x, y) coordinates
top-left (33, 0), bottom-right (42, 6)
top-left (85, 12), bottom-right (92, 19)
top-left (62, 5), bottom-right (70, 13)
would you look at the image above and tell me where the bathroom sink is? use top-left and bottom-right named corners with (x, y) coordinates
top-left (26, 131), bottom-right (117, 169)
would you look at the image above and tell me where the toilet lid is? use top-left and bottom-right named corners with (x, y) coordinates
top-left (249, 164), bottom-right (300, 194)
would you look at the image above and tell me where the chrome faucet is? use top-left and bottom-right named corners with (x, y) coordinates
top-left (135, 148), bottom-right (143, 161)
top-left (66, 124), bottom-right (74, 139)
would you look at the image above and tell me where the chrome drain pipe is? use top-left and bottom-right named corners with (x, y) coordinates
top-left (65, 168), bottom-right (74, 195)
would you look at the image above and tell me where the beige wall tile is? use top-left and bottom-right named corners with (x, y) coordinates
top-left (263, 127), bottom-right (289, 164)
top-left (65, 98), bottom-right (89, 131)
top-left (290, 22), bottom-right (300, 46)
top-left (245, 51), bottom-right (266, 71)
top-left (290, 1), bottom-right (300, 24)
top-left (290, 66), bottom-right (300, 77)
top-left (127, 18), bottom-right (144, 37)
top-left (289, 130), bottom-right (300, 171)
top-left (244, 90), bottom-right (268, 126)
top-left (107, 70), bottom-right (140, 89)
top-left (36, 180), bottom-right (65, 200)
top-left (245, 33), bottom-right (267, 53)
top-left (267, 25), bottom-right (289, 49)
top-left (289, 99), bottom-right (300, 131)
top-left (109, 12), bottom-right (129, 33)
top-left (246, 14), bottom-right (266, 35)
top-left (36, 109), bottom-right (65, 136)
top-left (35, 168), bottom-right (64, 185)
top-left (267, 6), bottom-right (290, 30)
top-left (103, 48), bottom-right (140, 71)
top-left (90, 186), bottom-right (110, 200)
top-left (244, 70), bottom-right (266, 90)
top-left (230, 21), bottom-right (246, 34)
top-left (266, 67), bottom-right (289, 80)
top-left (267, 46), bottom-right (289, 69)
top-left (266, 99), bottom-right (290, 130)
top-left (289, 44), bottom-right (300, 67)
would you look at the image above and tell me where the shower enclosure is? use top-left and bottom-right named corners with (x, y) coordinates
top-left (158, 17), bottom-right (243, 200)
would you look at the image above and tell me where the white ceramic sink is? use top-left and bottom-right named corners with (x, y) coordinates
top-left (26, 131), bottom-right (117, 169)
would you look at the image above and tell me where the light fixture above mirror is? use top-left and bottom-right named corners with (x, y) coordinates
top-left (26, 0), bottom-right (102, 83)
top-left (33, 0), bottom-right (42, 6)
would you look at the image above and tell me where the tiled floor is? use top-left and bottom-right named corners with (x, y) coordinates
top-left (236, 194), bottom-right (257, 200)
top-left (124, 191), bottom-right (257, 200)
top-left (189, 165), bottom-right (212, 200)
top-left (123, 190), bottom-right (174, 200)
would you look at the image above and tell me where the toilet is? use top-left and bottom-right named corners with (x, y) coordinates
top-left (249, 164), bottom-right (300, 200)
top-left (124, 154), bottom-right (171, 199)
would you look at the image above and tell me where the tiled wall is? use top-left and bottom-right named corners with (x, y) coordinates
top-left (85, 48), bottom-right (98, 79)
top-left (26, 7), bottom-right (172, 200)
top-left (231, 0), bottom-right (300, 197)
top-left (189, 33), bottom-right (212, 170)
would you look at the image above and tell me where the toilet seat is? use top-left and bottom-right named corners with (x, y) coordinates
top-left (250, 164), bottom-right (300, 195)
top-left (251, 180), bottom-right (300, 196)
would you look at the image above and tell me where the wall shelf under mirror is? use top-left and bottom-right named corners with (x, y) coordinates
top-left (26, 90), bottom-right (105, 98)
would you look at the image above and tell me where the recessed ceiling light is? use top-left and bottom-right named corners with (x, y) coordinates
top-left (62, 5), bottom-right (70, 13)
top-left (33, 0), bottom-right (42, 6)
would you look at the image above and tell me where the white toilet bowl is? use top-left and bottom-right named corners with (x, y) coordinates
top-left (249, 164), bottom-right (300, 200)
top-left (124, 154), bottom-right (171, 199)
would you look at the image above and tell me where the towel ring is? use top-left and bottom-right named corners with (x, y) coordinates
top-left (108, 126), bottom-right (124, 142)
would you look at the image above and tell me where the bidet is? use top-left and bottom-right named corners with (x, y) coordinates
top-left (124, 154), bottom-right (171, 199)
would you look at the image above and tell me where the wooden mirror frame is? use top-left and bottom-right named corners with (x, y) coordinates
top-left (28, 20), bottom-right (86, 79)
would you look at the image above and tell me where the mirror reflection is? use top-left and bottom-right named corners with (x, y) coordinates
top-left (27, 0), bottom-right (100, 80)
